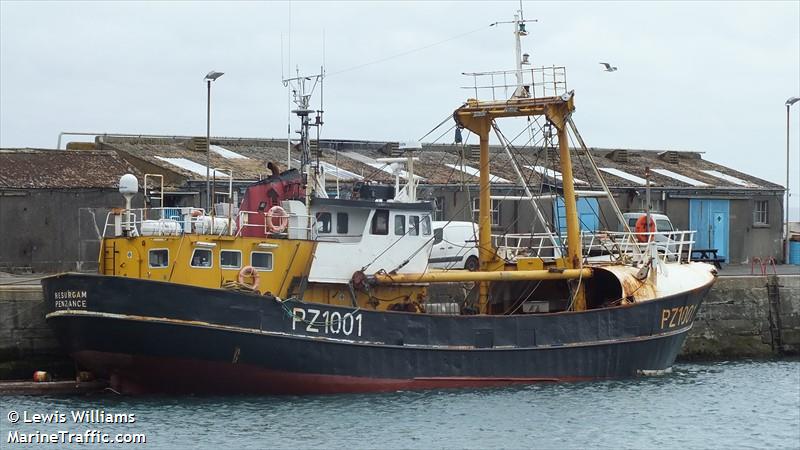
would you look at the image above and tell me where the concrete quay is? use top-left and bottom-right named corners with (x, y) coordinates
top-left (682, 273), bottom-right (800, 359)
top-left (1, 270), bottom-right (798, 380)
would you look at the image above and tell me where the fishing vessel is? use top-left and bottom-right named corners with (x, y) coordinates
top-left (42, 12), bottom-right (716, 394)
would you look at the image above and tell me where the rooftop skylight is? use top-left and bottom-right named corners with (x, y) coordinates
top-left (525, 165), bottom-right (589, 185)
top-left (317, 161), bottom-right (363, 181)
top-left (651, 168), bottom-right (708, 187)
top-left (209, 145), bottom-right (249, 160)
top-left (340, 152), bottom-right (425, 181)
top-left (598, 167), bottom-right (647, 185)
top-left (701, 170), bottom-right (759, 188)
top-left (444, 163), bottom-right (510, 183)
top-left (155, 156), bottom-right (230, 178)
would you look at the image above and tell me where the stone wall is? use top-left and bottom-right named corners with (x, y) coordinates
top-left (0, 285), bottom-right (72, 379)
top-left (681, 275), bottom-right (800, 359)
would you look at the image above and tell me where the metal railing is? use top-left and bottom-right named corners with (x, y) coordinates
top-left (494, 230), bottom-right (697, 264)
top-left (462, 66), bottom-right (568, 101)
top-left (101, 206), bottom-right (341, 243)
top-left (102, 207), bottom-right (239, 238)
top-left (236, 209), bottom-right (317, 239)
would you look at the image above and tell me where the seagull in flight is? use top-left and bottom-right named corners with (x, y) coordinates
top-left (599, 62), bottom-right (618, 72)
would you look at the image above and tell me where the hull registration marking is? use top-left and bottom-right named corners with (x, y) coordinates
top-left (291, 307), bottom-right (363, 337)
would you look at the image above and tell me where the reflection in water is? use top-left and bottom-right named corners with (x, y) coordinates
top-left (1, 360), bottom-right (798, 449)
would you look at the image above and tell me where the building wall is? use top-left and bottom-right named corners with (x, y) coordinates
top-left (0, 189), bottom-right (143, 273)
top-left (424, 185), bottom-right (784, 265)
top-left (733, 196), bottom-right (784, 264)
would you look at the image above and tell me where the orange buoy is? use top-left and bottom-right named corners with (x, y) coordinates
top-left (238, 265), bottom-right (260, 290)
top-left (32, 371), bottom-right (51, 382)
top-left (634, 214), bottom-right (657, 243)
top-left (265, 205), bottom-right (289, 233)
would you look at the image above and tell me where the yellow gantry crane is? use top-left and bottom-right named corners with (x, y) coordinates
top-left (372, 90), bottom-right (590, 313)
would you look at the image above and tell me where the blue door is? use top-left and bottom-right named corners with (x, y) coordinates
top-left (689, 199), bottom-right (729, 261)
top-left (554, 197), bottom-right (600, 234)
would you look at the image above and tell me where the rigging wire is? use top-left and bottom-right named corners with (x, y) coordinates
top-left (418, 113), bottom-right (459, 143)
top-left (326, 24), bottom-right (494, 77)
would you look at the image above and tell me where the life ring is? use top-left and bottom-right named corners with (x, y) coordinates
top-left (238, 265), bottom-right (260, 290)
top-left (634, 214), bottom-right (656, 243)
top-left (190, 209), bottom-right (205, 233)
top-left (266, 205), bottom-right (289, 233)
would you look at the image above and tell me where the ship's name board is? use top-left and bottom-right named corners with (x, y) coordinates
top-left (291, 307), bottom-right (363, 337)
top-left (54, 290), bottom-right (88, 309)
top-left (660, 304), bottom-right (696, 330)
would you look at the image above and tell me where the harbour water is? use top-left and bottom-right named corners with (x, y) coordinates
top-left (2, 359), bottom-right (798, 449)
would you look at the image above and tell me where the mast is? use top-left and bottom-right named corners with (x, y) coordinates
top-left (477, 121), bottom-right (492, 312)
top-left (465, 6), bottom-right (584, 312)
top-left (492, 4), bottom-right (536, 98)
top-left (554, 110), bottom-right (586, 311)
top-left (283, 69), bottom-right (324, 204)
top-left (372, 9), bottom-right (590, 313)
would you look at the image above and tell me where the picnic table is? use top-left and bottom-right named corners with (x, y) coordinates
top-left (689, 248), bottom-right (724, 268)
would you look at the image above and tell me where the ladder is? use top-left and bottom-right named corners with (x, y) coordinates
top-left (101, 240), bottom-right (116, 275)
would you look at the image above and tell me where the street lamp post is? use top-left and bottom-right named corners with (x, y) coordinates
top-left (785, 96), bottom-right (800, 262)
top-left (204, 71), bottom-right (224, 210)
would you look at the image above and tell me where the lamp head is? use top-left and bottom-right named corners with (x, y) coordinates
top-left (786, 96), bottom-right (800, 107)
top-left (205, 71), bottom-right (224, 81)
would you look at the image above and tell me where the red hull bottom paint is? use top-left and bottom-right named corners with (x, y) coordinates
top-left (75, 351), bottom-right (589, 395)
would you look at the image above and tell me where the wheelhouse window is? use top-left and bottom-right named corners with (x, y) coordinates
top-left (220, 250), bottom-right (242, 269)
top-left (753, 200), bottom-right (769, 226)
top-left (148, 249), bottom-right (169, 268)
top-left (251, 252), bottom-right (273, 271)
top-left (336, 213), bottom-right (349, 234)
top-left (190, 249), bottom-right (212, 268)
top-left (409, 216), bottom-right (420, 236)
top-left (421, 215), bottom-right (432, 235)
top-left (394, 215), bottom-right (406, 235)
top-left (371, 209), bottom-right (389, 235)
top-left (316, 212), bottom-right (332, 233)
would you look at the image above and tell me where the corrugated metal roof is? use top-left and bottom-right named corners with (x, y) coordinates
top-left (0, 149), bottom-right (140, 189)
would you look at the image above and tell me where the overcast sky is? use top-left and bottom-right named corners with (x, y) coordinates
top-left (1, 1), bottom-right (798, 216)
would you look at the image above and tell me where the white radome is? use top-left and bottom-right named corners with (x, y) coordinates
top-left (119, 174), bottom-right (139, 195)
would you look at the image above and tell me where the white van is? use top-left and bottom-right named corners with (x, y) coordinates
top-left (429, 221), bottom-right (480, 271)
top-left (621, 212), bottom-right (678, 255)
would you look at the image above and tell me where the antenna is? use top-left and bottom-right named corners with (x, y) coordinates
top-left (492, 4), bottom-right (537, 98)
top-left (286, 3), bottom-right (292, 170)
top-left (283, 68), bottom-right (325, 202)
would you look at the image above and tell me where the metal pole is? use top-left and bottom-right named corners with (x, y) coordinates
top-left (787, 103), bottom-right (791, 263)
top-left (477, 121), bottom-right (492, 314)
top-left (785, 97), bottom-right (800, 262)
top-left (556, 123), bottom-right (585, 311)
top-left (372, 268), bottom-right (593, 284)
top-left (645, 166), bottom-right (651, 232)
top-left (206, 79), bottom-right (212, 210)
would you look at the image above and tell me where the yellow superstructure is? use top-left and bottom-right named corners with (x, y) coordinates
top-left (100, 234), bottom-right (426, 310)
